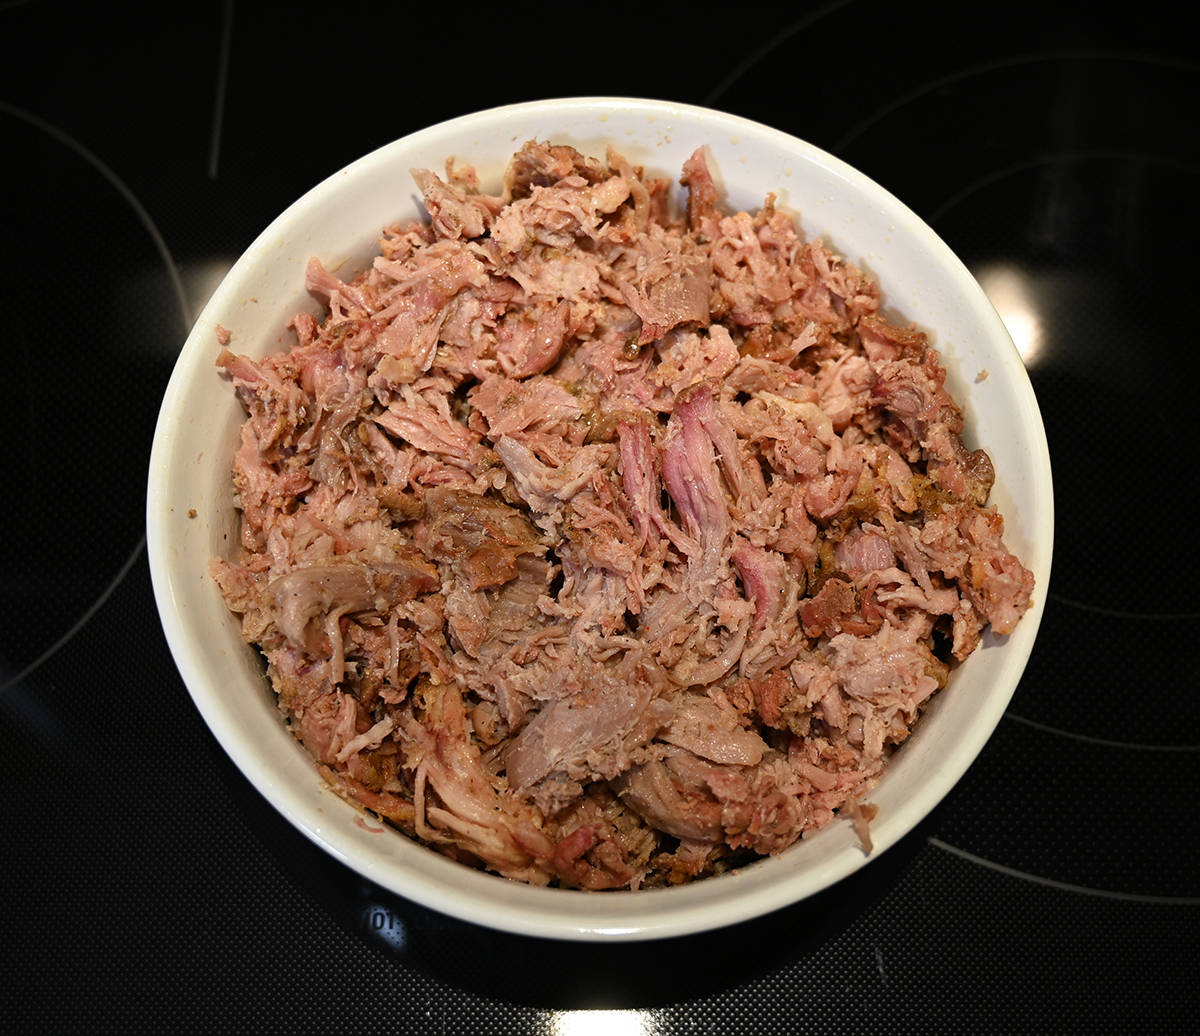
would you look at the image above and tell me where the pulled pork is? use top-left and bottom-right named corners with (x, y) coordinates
top-left (211, 141), bottom-right (1034, 889)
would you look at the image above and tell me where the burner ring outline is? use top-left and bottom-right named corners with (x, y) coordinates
top-left (0, 103), bottom-right (188, 690)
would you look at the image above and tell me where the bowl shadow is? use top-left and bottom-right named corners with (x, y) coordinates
top-left (214, 741), bottom-right (934, 1009)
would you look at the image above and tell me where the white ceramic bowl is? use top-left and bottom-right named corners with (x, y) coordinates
top-left (147, 97), bottom-right (1053, 941)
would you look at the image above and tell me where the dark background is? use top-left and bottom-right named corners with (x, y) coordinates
top-left (2, 1), bottom-right (1198, 1031)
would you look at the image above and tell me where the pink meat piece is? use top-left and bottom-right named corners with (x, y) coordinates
top-left (304, 256), bottom-right (372, 315)
top-left (816, 352), bottom-right (875, 432)
top-left (503, 657), bottom-right (674, 791)
top-left (680, 147), bottom-right (722, 241)
top-left (375, 398), bottom-right (489, 471)
top-left (614, 751), bottom-right (726, 843)
top-left (821, 624), bottom-right (941, 760)
top-left (705, 399), bottom-right (768, 513)
top-left (228, 423), bottom-right (312, 550)
top-left (616, 417), bottom-right (697, 560)
top-left (835, 524), bottom-right (897, 580)
top-left (267, 554), bottom-right (438, 652)
top-left (864, 567), bottom-right (960, 621)
top-left (654, 325), bottom-right (739, 397)
top-left (405, 683), bottom-right (556, 883)
top-left (371, 241), bottom-right (491, 369)
top-left (732, 539), bottom-right (787, 634)
top-left (494, 437), bottom-right (612, 511)
top-left (410, 167), bottom-right (499, 241)
top-left (616, 248), bottom-right (712, 345)
top-left (616, 417), bottom-right (662, 549)
top-left (872, 349), bottom-right (995, 504)
top-left (494, 299), bottom-right (573, 378)
top-left (659, 691), bottom-right (767, 767)
top-left (469, 373), bottom-right (583, 440)
top-left (491, 174), bottom-right (631, 255)
top-left (661, 382), bottom-right (731, 561)
top-left (504, 140), bottom-right (607, 199)
top-left (956, 507), bottom-right (1035, 635)
top-left (616, 748), bottom-right (809, 855)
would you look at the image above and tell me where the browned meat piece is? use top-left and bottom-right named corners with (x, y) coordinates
top-left (419, 487), bottom-right (542, 590)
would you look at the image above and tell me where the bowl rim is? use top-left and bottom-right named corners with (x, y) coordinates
top-left (147, 95), bottom-right (1053, 941)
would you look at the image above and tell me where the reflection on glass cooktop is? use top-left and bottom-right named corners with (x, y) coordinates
top-left (1, 1), bottom-right (1197, 1031)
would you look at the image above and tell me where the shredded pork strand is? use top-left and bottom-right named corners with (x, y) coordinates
top-left (210, 140), bottom-right (1034, 889)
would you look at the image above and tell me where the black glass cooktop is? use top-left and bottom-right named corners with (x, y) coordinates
top-left (3, 2), bottom-right (1197, 1031)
